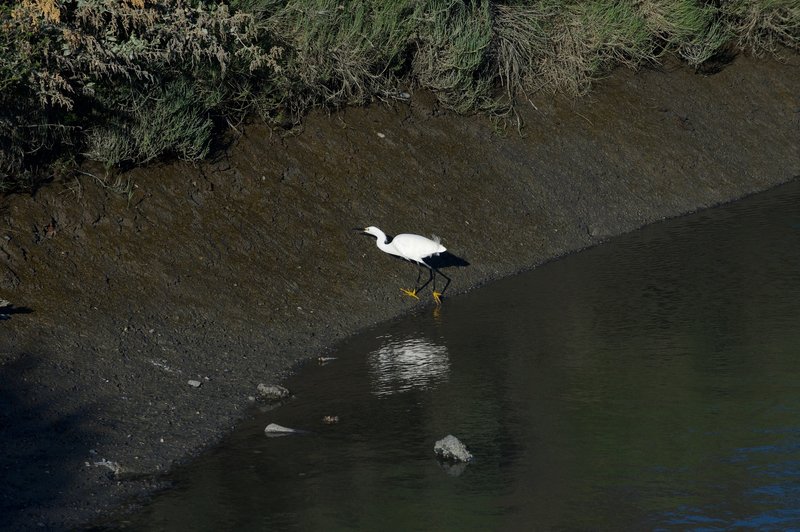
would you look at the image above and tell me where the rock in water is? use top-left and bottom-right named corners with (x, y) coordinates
top-left (264, 423), bottom-right (304, 436)
top-left (257, 383), bottom-right (290, 401)
top-left (434, 435), bottom-right (473, 463)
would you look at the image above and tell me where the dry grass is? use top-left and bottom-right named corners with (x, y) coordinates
top-left (723, 0), bottom-right (800, 55)
top-left (1, 0), bottom-right (799, 192)
top-left (492, 2), bottom-right (555, 99)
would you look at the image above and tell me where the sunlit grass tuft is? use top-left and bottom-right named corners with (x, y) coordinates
top-left (723, 0), bottom-right (800, 55)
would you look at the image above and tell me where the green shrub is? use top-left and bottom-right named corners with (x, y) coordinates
top-left (134, 80), bottom-right (214, 164)
top-left (638, 0), bottom-right (730, 66)
top-left (85, 79), bottom-right (216, 166)
top-left (1, 0), bottom-right (278, 189)
top-left (1, 0), bottom-right (799, 193)
top-left (574, 1), bottom-right (654, 71)
top-left (411, 0), bottom-right (495, 113)
top-left (257, 0), bottom-right (416, 123)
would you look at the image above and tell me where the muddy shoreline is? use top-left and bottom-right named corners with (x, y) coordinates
top-left (1, 54), bottom-right (799, 530)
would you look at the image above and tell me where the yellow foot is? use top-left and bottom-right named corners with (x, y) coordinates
top-left (400, 288), bottom-right (420, 300)
top-left (432, 291), bottom-right (443, 305)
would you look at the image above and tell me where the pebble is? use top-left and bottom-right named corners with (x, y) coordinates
top-left (256, 383), bottom-right (290, 401)
top-left (93, 459), bottom-right (122, 475)
top-left (188, 380), bottom-right (202, 388)
top-left (264, 423), bottom-right (304, 435)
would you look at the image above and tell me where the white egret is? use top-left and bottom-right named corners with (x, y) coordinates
top-left (359, 226), bottom-right (449, 304)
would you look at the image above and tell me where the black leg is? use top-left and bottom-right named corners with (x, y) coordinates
top-left (432, 267), bottom-right (451, 296)
top-left (416, 266), bottom-right (435, 293)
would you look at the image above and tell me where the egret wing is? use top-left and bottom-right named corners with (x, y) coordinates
top-left (393, 233), bottom-right (446, 262)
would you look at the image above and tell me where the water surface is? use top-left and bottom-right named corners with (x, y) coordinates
top-left (114, 180), bottom-right (800, 530)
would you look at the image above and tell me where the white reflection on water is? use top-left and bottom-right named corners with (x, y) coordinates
top-left (368, 335), bottom-right (450, 396)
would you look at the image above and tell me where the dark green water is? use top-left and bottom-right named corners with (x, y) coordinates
top-left (114, 180), bottom-right (800, 531)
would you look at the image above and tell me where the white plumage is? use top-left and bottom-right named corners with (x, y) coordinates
top-left (360, 226), bottom-right (449, 304)
top-left (363, 226), bottom-right (445, 265)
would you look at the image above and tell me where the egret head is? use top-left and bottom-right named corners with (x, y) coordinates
top-left (355, 226), bottom-right (384, 239)
top-left (356, 226), bottom-right (390, 245)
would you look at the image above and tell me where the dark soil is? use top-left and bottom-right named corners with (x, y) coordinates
top-left (1, 54), bottom-right (798, 530)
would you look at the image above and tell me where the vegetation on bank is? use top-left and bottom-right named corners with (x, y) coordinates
top-left (1, 0), bottom-right (798, 192)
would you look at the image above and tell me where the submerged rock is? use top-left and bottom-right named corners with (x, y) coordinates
top-left (434, 435), bottom-right (473, 463)
top-left (438, 461), bottom-right (469, 477)
top-left (257, 383), bottom-right (291, 401)
top-left (93, 459), bottom-right (122, 476)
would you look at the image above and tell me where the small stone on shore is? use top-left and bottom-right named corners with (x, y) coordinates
top-left (187, 380), bottom-right (202, 388)
top-left (264, 423), bottom-right (304, 436)
top-left (93, 459), bottom-right (122, 476)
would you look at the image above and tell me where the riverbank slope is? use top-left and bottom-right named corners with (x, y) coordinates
top-left (1, 54), bottom-right (798, 529)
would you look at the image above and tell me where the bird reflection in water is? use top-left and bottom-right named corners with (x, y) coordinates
top-left (369, 336), bottom-right (450, 396)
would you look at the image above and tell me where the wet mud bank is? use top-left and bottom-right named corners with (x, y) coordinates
top-left (1, 55), bottom-right (798, 530)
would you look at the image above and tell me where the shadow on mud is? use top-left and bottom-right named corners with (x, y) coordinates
top-left (0, 354), bottom-right (101, 529)
top-left (0, 303), bottom-right (33, 320)
top-left (426, 251), bottom-right (470, 270)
